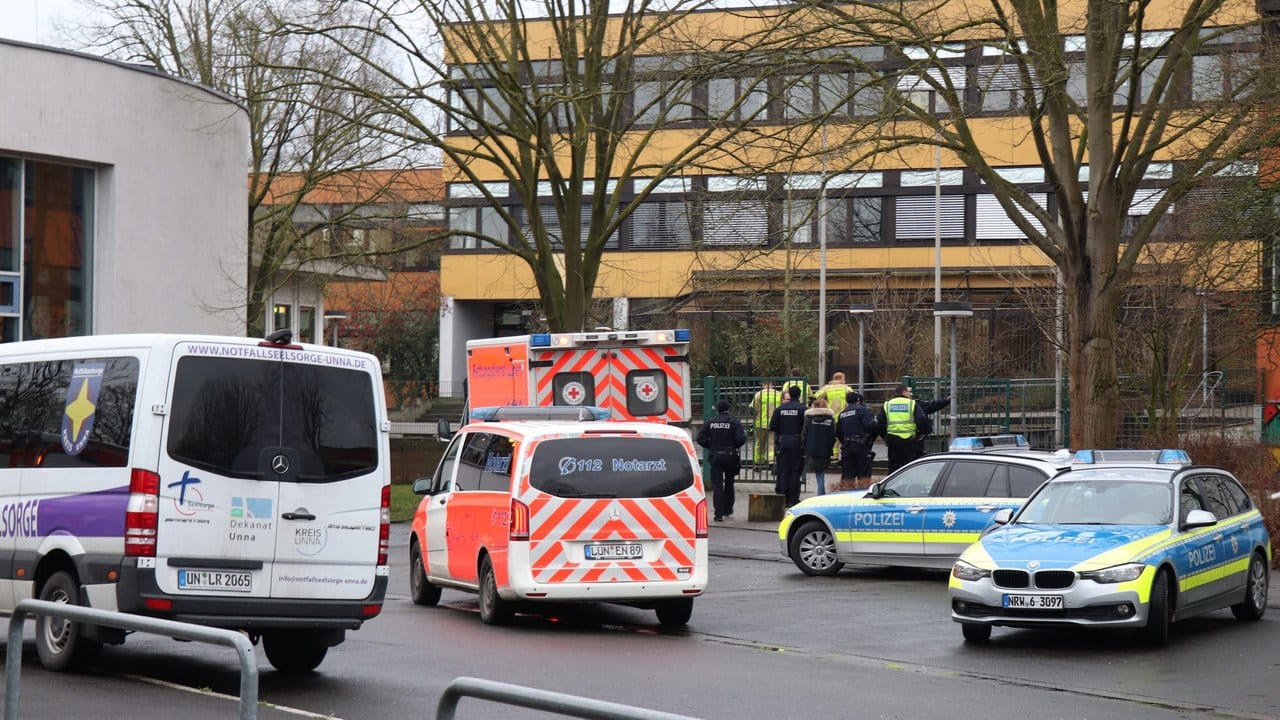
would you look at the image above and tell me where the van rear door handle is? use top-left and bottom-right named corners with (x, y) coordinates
top-left (282, 511), bottom-right (316, 521)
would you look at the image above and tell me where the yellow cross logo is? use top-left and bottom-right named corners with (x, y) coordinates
top-left (65, 379), bottom-right (96, 441)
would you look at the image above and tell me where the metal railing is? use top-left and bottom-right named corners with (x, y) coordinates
top-left (436, 676), bottom-right (700, 719)
top-left (5, 599), bottom-right (259, 720)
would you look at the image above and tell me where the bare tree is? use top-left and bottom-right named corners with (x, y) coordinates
top-left (291, 0), bottom-right (800, 332)
top-left (747, 0), bottom-right (1280, 446)
top-left (76, 0), bottom-right (419, 334)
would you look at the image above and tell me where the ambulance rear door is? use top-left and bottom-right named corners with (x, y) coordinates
top-left (531, 332), bottom-right (690, 424)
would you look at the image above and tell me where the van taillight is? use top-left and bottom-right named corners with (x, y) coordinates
top-left (695, 499), bottom-right (708, 539)
top-left (378, 484), bottom-right (391, 566)
top-left (125, 469), bottom-right (161, 557)
top-left (509, 499), bottom-right (530, 541)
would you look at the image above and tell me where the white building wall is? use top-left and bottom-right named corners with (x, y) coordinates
top-left (438, 298), bottom-right (494, 398)
top-left (0, 40), bottom-right (248, 335)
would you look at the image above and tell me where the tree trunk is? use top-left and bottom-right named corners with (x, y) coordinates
top-left (1066, 284), bottom-right (1122, 448)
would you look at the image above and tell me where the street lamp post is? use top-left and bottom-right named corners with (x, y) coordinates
top-left (848, 303), bottom-right (874, 395)
top-left (323, 311), bottom-right (348, 347)
top-left (933, 301), bottom-right (973, 441)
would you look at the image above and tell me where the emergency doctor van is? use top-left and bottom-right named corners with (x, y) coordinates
top-left (409, 414), bottom-right (708, 626)
top-left (465, 330), bottom-right (692, 426)
top-left (0, 333), bottom-right (390, 673)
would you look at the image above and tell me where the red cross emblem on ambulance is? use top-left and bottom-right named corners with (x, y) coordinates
top-left (562, 381), bottom-right (587, 405)
top-left (633, 375), bottom-right (659, 403)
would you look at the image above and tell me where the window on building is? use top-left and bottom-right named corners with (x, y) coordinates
top-left (783, 73), bottom-right (849, 121)
top-left (448, 86), bottom-right (509, 133)
top-left (828, 196), bottom-right (883, 244)
top-left (23, 160), bottom-right (92, 341)
top-left (894, 195), bottom-right (965, 241)
top-left (629, 199), bottom-right (694, 248)
top-left (633, 80), bottom-right (693, 125)
top-left (702, 199), bottom-right (768, 246)
top-left (299, 306), bottom-right (316, 344)
top-left (273, 303), bottom-right (292, 332)
top-left (707, 76), bottom-right (768, 123)
top-left (975, 193), bottom-right (1048, 240)
top-left (449, 205), bottom-right (508, 249)
top-left (0, 158), bottom-right (18, 342)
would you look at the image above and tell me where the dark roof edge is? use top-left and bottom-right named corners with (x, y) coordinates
top-left (0, 37), bottom-right (246, 113)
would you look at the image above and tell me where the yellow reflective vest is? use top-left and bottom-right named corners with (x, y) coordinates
top-left (883, 397), bottom-right (918, 439)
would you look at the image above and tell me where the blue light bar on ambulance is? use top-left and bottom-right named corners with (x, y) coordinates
top-left (470, 405), bottom-right (612, 422)
top-left (1073, 449), bottom-right (1191, 465)
top-left (948, 434), bottom-right (1029, 452)
top-left (675, 329), bottom-right (691, 342)
top-left (530, 333), bottom-right (551, 347)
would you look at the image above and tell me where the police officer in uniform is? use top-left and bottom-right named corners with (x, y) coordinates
top-left (836, 390), bottom-right (878, 484)
top-left (697, 399), bottom-right (747, 521)
top-left (769, 385), bottom-right (807, 506)
top-left (876, 384), bottom-right (932, 473)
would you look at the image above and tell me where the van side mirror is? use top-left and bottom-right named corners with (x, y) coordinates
top-left (436, 419), bottom-right (453, 443)
top-left (993, 508), bottom-right (1013, 525)
top-left (412, 476), bottom-right (434, 495)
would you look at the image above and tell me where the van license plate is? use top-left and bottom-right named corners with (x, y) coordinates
top-left (584, 543), bottom-right (643, 560)
top-left (178, 569), bottom-right (253, 593)
top-left (1002, 594), bottom-right (1063, 610)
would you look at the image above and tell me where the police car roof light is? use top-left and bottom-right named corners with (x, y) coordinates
top-left (948, 434), bottom-right (1030, 452)
top-left (530, 333), bottom-right (551, 347)
top-left (1073, 448), bottom-right (1190, 465)
top-left (470, 405), bottom-right (612, 422)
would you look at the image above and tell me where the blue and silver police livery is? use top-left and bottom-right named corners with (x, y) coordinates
top-left (779, 440), bottom-right (1069, 574)
top-left (949, 458), bottom-right (1271, 645)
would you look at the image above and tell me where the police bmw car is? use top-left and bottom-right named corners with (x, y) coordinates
top-left (779, 436), bottom-right (1069, 574)
top-left (949, 450), bottom-right (1271, 644)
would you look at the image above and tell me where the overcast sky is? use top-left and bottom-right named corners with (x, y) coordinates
top-left (0, 0), bottom-right (87, 47)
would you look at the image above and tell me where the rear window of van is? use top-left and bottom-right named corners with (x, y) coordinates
top-left (528, 437), bottom-right (693, 498)
top-left (167, 356), bottom-right (377, 481)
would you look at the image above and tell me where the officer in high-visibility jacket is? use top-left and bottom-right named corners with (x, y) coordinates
top-left (750, 381), bottom-right (782, 465)
top-left (875, 383), bottom-right (932, 473)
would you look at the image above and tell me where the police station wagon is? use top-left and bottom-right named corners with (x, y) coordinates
top-left (409, 414), bottom-right (707, 627)
top-left (780, 437), bottom-right (1068, 574)
top-left (949, 452), bottom-right (1271, 644)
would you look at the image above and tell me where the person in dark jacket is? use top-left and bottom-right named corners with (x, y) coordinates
top-left (801, 397), bottom-right (837, 495)
top-left (836, 391), bottom-right (878, 485)
top-left (697, 399), bottom-right (747, 521)
top-left (769, 385), bottom-right (807, 506)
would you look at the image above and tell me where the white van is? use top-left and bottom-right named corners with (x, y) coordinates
top-left (0, 333), bottom-right (390, 672)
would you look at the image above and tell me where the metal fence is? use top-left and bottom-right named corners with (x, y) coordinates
top-left (435, 677), bottom-right (700, 719)
top-left (5, 600), bottom-right (259, 720)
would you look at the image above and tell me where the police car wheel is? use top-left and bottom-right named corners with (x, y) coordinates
top-left (35, 570), bottom-right (102, 672)
top-left (1141, 570), bottom-right (1172, 646)
top-left (961, 623), bottom-right (991, 643)
top-left (410, 542), bottom-right (442, 607)
top-left (655, 598), bottom-right (694, 628)
top-left (790, 521), bottom-right (844, 576)
top-left (478, 556), bottom-right (513, 626)
top-left (1231, 552), bottom-right (1268, 621)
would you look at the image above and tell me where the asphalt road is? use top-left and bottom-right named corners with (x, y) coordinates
top-left (2, 522), bottom-right (1278, 719)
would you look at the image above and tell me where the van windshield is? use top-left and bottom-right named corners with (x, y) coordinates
top-left (529, 436), bottom-right (693, 498)
top-left (167, 356), bottom-right (377, 481)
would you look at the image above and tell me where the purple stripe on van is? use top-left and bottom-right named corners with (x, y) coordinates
top-left (37, 486), bottom-right (129, 537)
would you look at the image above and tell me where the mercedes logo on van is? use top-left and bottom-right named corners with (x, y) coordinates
top-left (610, 507), bottom-right (621, 520)
top-left (271, 454), bottom-right (290, 475)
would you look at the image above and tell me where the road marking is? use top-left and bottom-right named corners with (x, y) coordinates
top-left (124, 674), bottom-right (342, 719)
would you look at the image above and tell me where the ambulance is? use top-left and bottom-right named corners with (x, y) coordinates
top-left (408, 410), bottom-right (708, 627)
top-left (464, 330), bottom-right (692, 426)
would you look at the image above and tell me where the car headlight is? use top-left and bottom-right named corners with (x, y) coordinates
top-left (1079, 563), bottom-right (1146, 584)
top-left (951, 560), bottom-right (991, 582)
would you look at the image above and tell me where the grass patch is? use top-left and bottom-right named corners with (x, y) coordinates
top-left (390, 483), bottom-right (422, 523)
